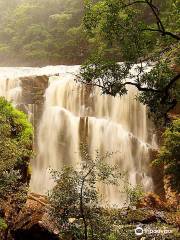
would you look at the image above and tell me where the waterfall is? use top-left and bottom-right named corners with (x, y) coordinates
top-left (0, 74), bottom-right (22, 104)
top-left (0, 66), bottom-right (154, 206)
top-left (29, 66), bottom-right (154, 206)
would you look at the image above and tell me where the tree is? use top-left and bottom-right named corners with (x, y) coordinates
top-left (78, 0), bottom-right (180, 123)
top-left (153, 119), bottom-right (180, 192)
top-left (0, 97), bottom-right (33, 237)
top-left (0, 0), bottom-right (91, 65)
top-left (48, 149), bottom-right (123, 240)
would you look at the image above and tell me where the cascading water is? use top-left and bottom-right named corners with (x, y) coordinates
top-left (0, 73), bottom-right (22, 104)
top-left (29, 66), bottom-right (154, 206)
top-left (0, 65), bottom-right (155, 206)
top-left (0, 66), bottom-right (57, 103)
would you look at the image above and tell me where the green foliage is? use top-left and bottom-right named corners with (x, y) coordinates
top-left (48, 150), bottom-right (123, 240)
top-left (79, 0), bottom-right (180, 122)
top-left (48, 146), bottom-right (180, 239)
top-left (0, 96), bottom-right (33, 205)
top-left (79, 57), bottom-right (129, 96)
top-left (138, 62), bottom-right (178, 121)
top-left (0, 170), bottom-right (21, 198)
top-left (153, 119), bottom-right (180, 191)
top-left (0, 0), bottom-right (92, 65)
top-left (0, 218), bottom-right (7, 231)
top-left (125, 184), bottom-right (144, 207)
top-left (0, 98), bottom-right (32, 163)
top-left (0, 97), bottom-right (33, 236)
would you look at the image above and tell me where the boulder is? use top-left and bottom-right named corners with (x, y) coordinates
top-left (12, 193), bottom-right (59, 240)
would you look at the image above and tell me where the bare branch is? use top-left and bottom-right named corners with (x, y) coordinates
top-left (123, 81), bottom-right (160, 92)
top-left (142, 28), bottom-right (180, 40)
top-left (164, 73), bottom-right (180, 92)
top-left (162, 31), bottom-right (180, 41)
top-left (123, 0), bottom-right (180, 41)
top-left (145, 0), bottom-right (165, 32)
top-left (161, 73), bottom-right (180, 104)
top-left (79, 163), bottom-right (96, 240)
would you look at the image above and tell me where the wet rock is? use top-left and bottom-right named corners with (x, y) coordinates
top-left (137, 192), bottom-right (166, 210)
top-left (19, 75), bottom-right (49, 147)
top-left (13, 193), bottom-right (59, 240)
top-left (20, 75), bottom-right (48, 105)
top-left (14, 224), bottom-right (59, 240)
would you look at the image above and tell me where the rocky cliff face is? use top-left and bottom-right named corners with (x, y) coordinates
top-left (13, 193), bottom-right (59, 240)
top-left (12, 193), bottom-right (180, 240)
top-left (18, 75), bottom-right (49, 146)
top-left (0, 75), bottom-right (49, 240)
top-left (20, 75), bottom-right (48, 119)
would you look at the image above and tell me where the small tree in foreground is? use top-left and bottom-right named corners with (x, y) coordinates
top-left (48, 150), bottom-right (123, 240)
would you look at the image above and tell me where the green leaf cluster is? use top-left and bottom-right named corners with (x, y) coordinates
top-left (154, 119), bottom-right (180, 191)
top-left (79, 0), bottom-right (180, 122)
top-left (0, 0), bottom-right (91, 65)
top-left (0, 97), bottom-right (33, 204)
top-left (0, 218), bottom-right (7, 231)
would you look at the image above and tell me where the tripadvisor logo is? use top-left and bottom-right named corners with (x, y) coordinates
top-left (134, 225), bottom-right (173, 236)
top-left (135, 226), bottom-right (144, 236)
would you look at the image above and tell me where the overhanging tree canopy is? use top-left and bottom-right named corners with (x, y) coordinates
top-left (78, 0), bottom-right (180, 123)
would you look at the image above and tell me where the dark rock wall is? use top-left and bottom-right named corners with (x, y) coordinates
top-left (19, 75), bottom-right (49, 147)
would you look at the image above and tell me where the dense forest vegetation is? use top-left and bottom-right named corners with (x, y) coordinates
top-left (79, 0), bottom-right (180, 122)
top-left (0, 0), bottom-right (92, 65)
top-left (0, 0), bottom-right (179, 67)
top-left (0, 0), bottom-right (179, 239)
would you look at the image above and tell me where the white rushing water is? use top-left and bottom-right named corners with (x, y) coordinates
top-left (0, 65), bottom-right (154, 206)
top-left (0, 66), bottom-right (73, 103)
